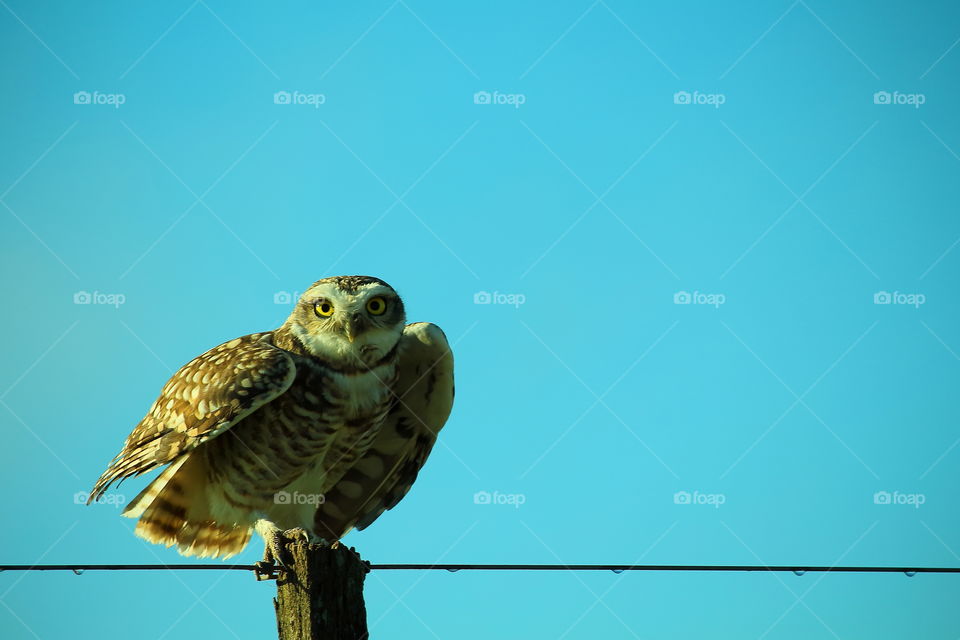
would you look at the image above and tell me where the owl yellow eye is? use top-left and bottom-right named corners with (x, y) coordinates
top-left (314, 299), bottom-right (335, 317)
top-left (366, 296), bottom-right (387, 315)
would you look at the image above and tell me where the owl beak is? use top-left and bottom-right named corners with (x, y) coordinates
top-left (344, 313), bottom-right (365, 343)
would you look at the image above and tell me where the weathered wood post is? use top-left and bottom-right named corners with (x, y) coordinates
top-left (273, 543), bottom-right (370, 640)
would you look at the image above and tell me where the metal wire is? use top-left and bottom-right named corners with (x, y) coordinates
top-left (1, 563), bottom-right (957, 574)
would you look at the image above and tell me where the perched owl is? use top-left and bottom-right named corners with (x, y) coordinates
top-left (88, 275), bottom-right (454, 563)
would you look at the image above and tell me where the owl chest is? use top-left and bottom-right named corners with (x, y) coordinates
top-left (270, 363), bottom-right (397, 437)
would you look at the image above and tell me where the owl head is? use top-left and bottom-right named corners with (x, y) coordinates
top-left (284, 276), bottom-right (406, 367)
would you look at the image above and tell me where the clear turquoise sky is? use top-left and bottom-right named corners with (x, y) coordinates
top-left (2, 1), bottom-right (960, 638)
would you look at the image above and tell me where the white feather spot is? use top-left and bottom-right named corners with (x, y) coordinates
top-left (322, 501), bottom-right (346, 519)
top-left (338, 481), bottom-right (364, 499)
top-left (353, 456), bottom-right (384, 477)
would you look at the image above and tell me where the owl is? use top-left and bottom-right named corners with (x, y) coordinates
top-left (88, 275), bottom-right (454, 565)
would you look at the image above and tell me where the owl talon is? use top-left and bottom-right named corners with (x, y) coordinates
top-left (282, 527), bottom-right (312, 544)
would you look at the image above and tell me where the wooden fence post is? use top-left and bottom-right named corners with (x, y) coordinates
top-left (273, 542), bottom-right (370, 640)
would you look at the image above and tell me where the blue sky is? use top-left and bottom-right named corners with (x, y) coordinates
top-left (2, 1), bottom-right (960, 637)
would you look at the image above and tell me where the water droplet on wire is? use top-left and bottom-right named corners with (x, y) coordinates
top-left (611, 569), bottom-right (625, 574)
top-left (792, 570), bottom-right (806, 576)
top-left (904, 571), bottom-right (917, 577)
top-left (445, 568), bottom-right (460, 573)
top-left (72, 569), bottom-right (85, 575)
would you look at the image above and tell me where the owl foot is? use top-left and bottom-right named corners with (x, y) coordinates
top-left (254, 535), bottom-right (287, 581)
top-left (253, 519), bottom-right (289, 581)
top-left (252, 521), bottom-right (329, 580)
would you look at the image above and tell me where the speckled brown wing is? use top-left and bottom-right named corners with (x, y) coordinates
top-left (88, 332), bottom-right (295, 502)
top-left (314, 322), bottom-right (454, 541)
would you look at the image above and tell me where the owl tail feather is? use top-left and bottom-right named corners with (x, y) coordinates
top-left (122, 455), bottom-right (252, 559)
